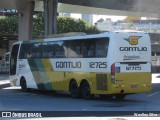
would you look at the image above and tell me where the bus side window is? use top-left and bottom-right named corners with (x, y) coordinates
top-left (68, 41), bottom-right (81, 58)
top-left (19, 44), bottom-right (31, 59)
top-left (31, 43), bottom-right (42, 58)
top-left (55, 41), bottom-right (66, 58)
top-left (81, 46), bottom-right (88, 57)
top-left (42, 42), bottom-right (55, 58)
top-left (88, 45), bottom-right (95, 57)
top-left (82, 40), bottom-right (95, 58)
top-left (10, 44), bottom-right (19, 75)
top-left (96, 38), bottom-right (109, 57)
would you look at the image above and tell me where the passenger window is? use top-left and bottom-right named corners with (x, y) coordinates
top-left (19, 44), bottom-right (31, 59)
top-left (96, 38), bottom-right (109, 57)
top-left (31, 43), bottom-right (42, 58)
top-left (68, 41), bottom-right (81, 58)
top-left (55, 41), bottom-right (67, 58)
top-left (10, 44), bottom-right (19, 75)
top-left (42, 42), bottom-right (55, 58)
top-left (82, 40), bottom-right (95, 58)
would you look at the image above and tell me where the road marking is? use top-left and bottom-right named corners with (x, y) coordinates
top-left (2, 86), bottom-right (20, 89)
top-left (147, 90), bottom-right (160, 97)
top-left (0, 80), bottom-right (10, 85)
top-left (0, 92), bottom-right (28, 95)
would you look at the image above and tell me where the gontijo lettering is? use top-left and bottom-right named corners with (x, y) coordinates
top-left (120, 47), bottom-right (147, 51)
top-left (56, 61), bottom-right (81, 68)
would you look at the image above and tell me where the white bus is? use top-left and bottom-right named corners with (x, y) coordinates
top-left (0, 52), bottom-right (10, 73)
top-left (10, 31), bottom-right (152, 100)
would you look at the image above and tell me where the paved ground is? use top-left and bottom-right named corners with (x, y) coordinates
top-left (0, 74), bottom-right (160, 119)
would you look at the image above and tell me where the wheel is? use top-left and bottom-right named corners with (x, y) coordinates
top-left (115, 94), bottom-right (126, 100)
top-left (69, 81), bottom-right (81, 98)
top-left (81, 81), bottom-right (93, 100)
top-left (20, 78), bottom-right (29, 92)
top-left (99, 94), bottom-right (113, 100)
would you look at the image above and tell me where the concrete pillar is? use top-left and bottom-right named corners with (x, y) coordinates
top-left (18, 1), bottom-right (35, 40)
top-left (43, 0), bottom-right (49, 37)
top-left (44, 0), bottom-right (58, 37)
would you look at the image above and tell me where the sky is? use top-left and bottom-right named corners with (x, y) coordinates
top-left (93, 15), bottom-right (127, 22)
top-left (71, 13), bottom-right (127, 24)
top-left (70, 14), bottom-right (149, 25)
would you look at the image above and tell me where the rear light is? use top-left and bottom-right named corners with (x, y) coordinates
top-left (111, 63), bottom-right (115, 76)
top-left (111, 63), bottom-right (115, 84)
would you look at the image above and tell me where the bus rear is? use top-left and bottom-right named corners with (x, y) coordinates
top-left (109, 31), bottom-right (151, 97)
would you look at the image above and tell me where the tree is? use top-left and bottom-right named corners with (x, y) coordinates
top-left (0, 15), bottom-right (18, 34)
top-left (57, 16), bottom-right (100, 34)
top-left (0, 12), bottom-right (100, 37)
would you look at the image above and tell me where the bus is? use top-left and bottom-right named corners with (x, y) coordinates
top-left (9, 31), bottom-right (152, 100)
top-left (0, 52), bottom-right (10, 73)
top-left (4, 52), bottom-right (10, 64)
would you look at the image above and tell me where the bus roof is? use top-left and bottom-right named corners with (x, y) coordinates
top-left (14, 31), bottom-right (148, 44)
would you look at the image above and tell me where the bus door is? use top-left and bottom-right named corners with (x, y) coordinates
top-left (10, 44), bottom-right (20, 76)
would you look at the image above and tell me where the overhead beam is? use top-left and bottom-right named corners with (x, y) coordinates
top-left (58, 0), bottom-right (160, 14)
top-left (58, 3), bottom-right (160, 18)
top-left (0, 0), bottom-right (160, 17)
top-left (0, 0), bottom-right (29, 9)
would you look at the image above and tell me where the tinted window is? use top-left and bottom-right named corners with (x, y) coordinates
top-left (68, 41), bottom-right (81, 58)
top-left (31, 43), bottom-right (42, 58)
top-left (42, 42), bottom-right (55, 58)
top-left (67, 37), bottom-right (109, 58)
top-left (54, 41), bottom-right (67, 58)
top-left (19, 37), bottom-right (109, 59)
top-left (96, 38), bottom-right (109, 57)
top-left (10, 44), bottom-right (19, 75)
top-left (19, 43), bottom-right (42, 59)
top-left (19, 44), bottom-right (31, 59)
top-left (82, 40), bottom-right (95, 58)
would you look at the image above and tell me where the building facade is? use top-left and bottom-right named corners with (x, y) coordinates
top-left (81, 14), bottom-right (93, 25)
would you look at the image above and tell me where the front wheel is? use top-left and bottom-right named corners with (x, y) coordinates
top-left (81, 81), bottom-right (93, 100)
top-left (99, 95), bottom-right (113, 100)
top-left (20, 78), bottom-right (29, 92)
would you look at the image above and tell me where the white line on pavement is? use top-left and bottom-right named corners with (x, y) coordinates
top-left (147, 90), bottom-right (160, 97)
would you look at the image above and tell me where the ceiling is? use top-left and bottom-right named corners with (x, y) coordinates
top-left (0, 0), bottom-right (29, 10)
top-left (0, 0), bottom-right (160, 17)
top-left (60, 0), bottom-right (160, 13)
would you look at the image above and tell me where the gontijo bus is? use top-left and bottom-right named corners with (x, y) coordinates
top-left (9, 31), bottom-right (152, 100)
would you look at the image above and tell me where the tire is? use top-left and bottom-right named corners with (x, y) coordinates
top-left (81, 81), bottom-right (93, 100)
top-left (99, 95), bottom-right (113, 100)
top-left (69, 81), bottom-right (80, 98)
top-left (115, 94), bottom-right (126, 100)
top-left (20, 78), bottom-right (28, 92)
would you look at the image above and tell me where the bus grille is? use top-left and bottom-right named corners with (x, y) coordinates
top-left (96, 74), bottom-right (107, 90)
